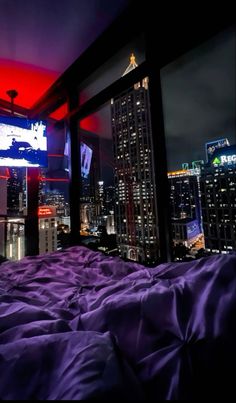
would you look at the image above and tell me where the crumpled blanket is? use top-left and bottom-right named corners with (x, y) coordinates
top-left (0, 246), bottom-right (235, 399)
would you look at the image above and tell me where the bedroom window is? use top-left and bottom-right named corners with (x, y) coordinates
top-left (161, 26), bottom-right (236, 261)
top-left (0, 3), bottom-right (232, 266)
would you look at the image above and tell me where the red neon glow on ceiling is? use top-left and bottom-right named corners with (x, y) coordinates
top-left (49, 103), bottom-right (68, 120)
top-left (0, 59), bottom-right (59, 109)
top-left (80, 115), bottom-right (102, 134)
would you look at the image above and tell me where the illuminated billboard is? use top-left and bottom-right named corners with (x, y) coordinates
top-left (38, 206), bottom-right (56, 218)
top-left (0, 116), bottom-right (47, 167)
top-left (205, 138), bottom-right (230, 162)
top-left (212, 154), bottom-right (236, 166)
top-left (187, 219), bottom-right (201, 240)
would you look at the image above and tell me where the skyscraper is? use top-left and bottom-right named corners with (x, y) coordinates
top-left (7, 168), bottom-right (24, 215)
top-left (97, 181), bottom-right (105, 215)
top-left (200, 145), bottom-right (236, 253)
top-left (111, 54), bottom-right (158, 264)
top-left (0, 169), bottom-right (8, 256)
top-left (168, 168), bottom-right (203, 248)
top-left (38, 206), bottom-right (58, 254)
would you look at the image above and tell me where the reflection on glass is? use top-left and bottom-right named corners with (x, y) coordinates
top-left (38, 122), bottom-right (70, 254)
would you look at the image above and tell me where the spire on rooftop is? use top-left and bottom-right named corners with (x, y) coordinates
top-left (122, 53), bottom-right (138, 76)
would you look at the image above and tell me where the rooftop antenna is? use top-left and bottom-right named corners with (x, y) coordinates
top-left (6, 89), bottom-right (18, 115)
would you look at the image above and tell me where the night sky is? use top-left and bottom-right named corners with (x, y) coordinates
top-left (78, 26), bottom-right (235, 187)
top-left (46, 24), bottom-right (236, 199)
top-left (161, 26), bottom-right (236, 171)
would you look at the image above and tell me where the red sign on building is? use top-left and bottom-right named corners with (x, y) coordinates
top-left (38, 206), bottom-right (56, 218)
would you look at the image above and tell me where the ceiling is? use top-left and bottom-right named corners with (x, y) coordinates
top-left (0, 0), bottom-right (129, 109)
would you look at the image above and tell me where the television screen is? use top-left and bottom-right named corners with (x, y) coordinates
top-left (0, 116), bottom-right (47, 167)
top-left (64, 137), bottom-right (93, 179)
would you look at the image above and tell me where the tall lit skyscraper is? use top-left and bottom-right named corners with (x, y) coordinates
top-left (38, 206), bottom-right (58, 254)
top-left (97, 181), bottom-right (105, 215)
top-left (104, 185), bottom-right (115, 215)
top-left (7, 168), bottom-right (24, 215)
top-left (111, 54), bottom-right (158, 264)
top-left (0, 169), bottom-right (8, 256)
top-left (200, 145), bottom-right (236, 253)
top-left (44, 191), bottom-right (66, 217)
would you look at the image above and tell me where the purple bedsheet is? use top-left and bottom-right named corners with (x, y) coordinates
top-left (0, 246), bottom-right (236, 400)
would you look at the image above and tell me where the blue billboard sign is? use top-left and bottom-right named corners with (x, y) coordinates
top-left (187, 220), bottom-right (201, 240)
top-left (205, 138), bottom-right (230, 162)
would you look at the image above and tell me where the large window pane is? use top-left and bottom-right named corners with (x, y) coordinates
top-left (161, 27), bottom-right (236, 261)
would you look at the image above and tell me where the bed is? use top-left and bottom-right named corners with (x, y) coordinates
top-left (0, 246), bottom-right (236, 400)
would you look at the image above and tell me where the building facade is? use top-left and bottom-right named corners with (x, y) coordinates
top-left (0, 172), bottom-right (8, 256)
top-left (38, 206), bottom-right (58, 254)
top-left (6, 218), bottom-right (25, 260)
top-left (7, 168), bottom-right (24, 215)
top-left (111, 54), bottom-right (158, 264)
top-left (200, 145), bottom-right (236, 253)
top-left (168, 169), bottom-right (203, 247)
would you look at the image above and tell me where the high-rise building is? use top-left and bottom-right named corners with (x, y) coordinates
top-left (38, 168), bottom-right (47, 206)
top-left (97, 181), bottom-right (105, 215)
top-left (168, 168), bottom-right (203, 247)
top-left (106, 214), bottom-right (115, 235)
top-left (104, 185), bottom-right (115, 215)
top-left (38, 206), bottom-right (58, 254)
top-left (200, 145), bottom-right (236, 253)
top-left (0, 169), bottom-right (8, 256)
top-left (6, 218), bottom-right (25, 260)
top-left (43, 191), bottom-right (67, 217)
top-left (7, 168), bottom-right (24, 215)
top-left (111, 54), bottom-right (158, 264)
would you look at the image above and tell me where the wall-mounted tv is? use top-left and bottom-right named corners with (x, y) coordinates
top-left (0, 116), bottom-right (47, 167)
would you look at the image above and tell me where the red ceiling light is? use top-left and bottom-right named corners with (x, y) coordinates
top-left (80, 115), bottom-right (102, 134)
top-left (49, 103), bottom-right (68, 120)
top-left (0, 59), bottom-right (59, 109)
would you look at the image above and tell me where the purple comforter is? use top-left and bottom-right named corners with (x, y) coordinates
top-left (0, 246), bottom-right (236, 400)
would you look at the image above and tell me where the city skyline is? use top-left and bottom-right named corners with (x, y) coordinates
top-left (80, 26), bottom-right (235, 176)
top-left (0, 27), bottom-right (235, 262)
top-left (26, 26), bottom-right (235, 196)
